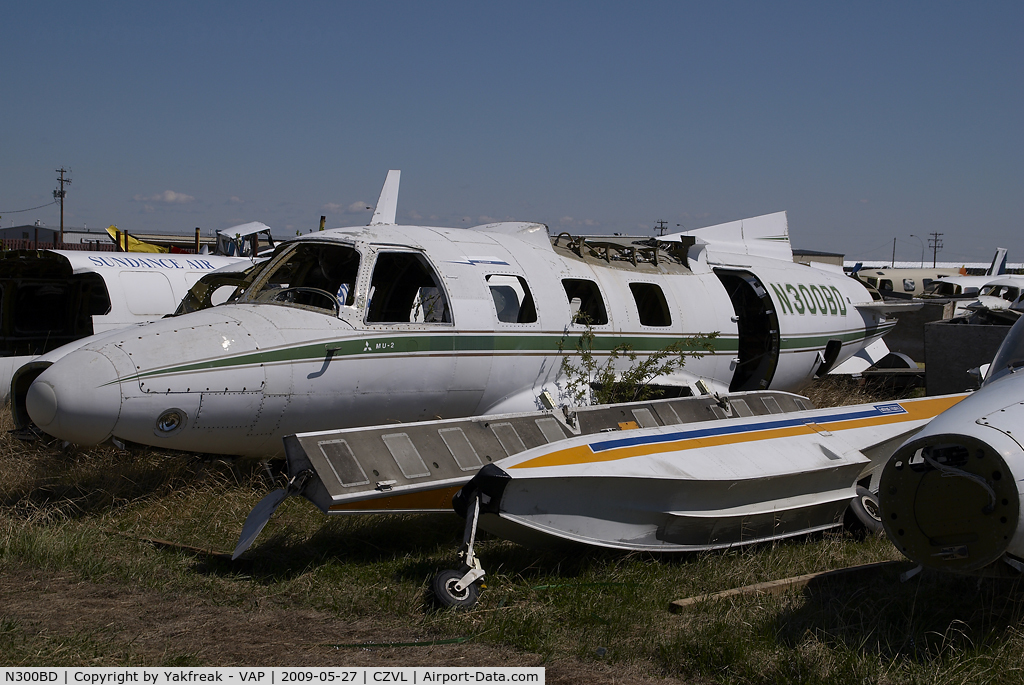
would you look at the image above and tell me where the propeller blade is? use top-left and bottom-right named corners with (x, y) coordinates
top-left (232, 488), bottom-right (289, 560)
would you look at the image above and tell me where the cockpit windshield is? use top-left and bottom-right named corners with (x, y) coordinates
top-left (923, 281), bottom-right (957, 297)
top-left (980, 284), bottom-right (1020, 302)
top-left (243, 242), bottom-right (360, 315)
top-left (983, 316), bottom-right (1024, 386)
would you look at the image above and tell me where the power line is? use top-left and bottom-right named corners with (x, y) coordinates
top-left (0, 200), bottom-right (58, 213)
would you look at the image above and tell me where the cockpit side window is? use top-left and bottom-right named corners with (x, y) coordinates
top-left (246, 242), bottom-right (360, 315)
top-left (366, 252), bottom-right (451, 324)
top-left (486, 275), bottom-right (537, 324)
top-left (562, 279), bottom-right (608, 325)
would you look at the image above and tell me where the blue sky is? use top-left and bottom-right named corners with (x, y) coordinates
top-left (2, 2), bottom-right (1021, 262)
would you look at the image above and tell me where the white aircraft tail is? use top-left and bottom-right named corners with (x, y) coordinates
top-left (987, 247), bottom-right (1008, 276)
top-left (664, 211), bottom-right (792, 262)
top-left (370, 170), bottom-right (401, 225)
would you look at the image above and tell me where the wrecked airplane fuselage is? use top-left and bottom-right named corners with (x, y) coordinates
top-left (18, 219), bottom-right (892, 459)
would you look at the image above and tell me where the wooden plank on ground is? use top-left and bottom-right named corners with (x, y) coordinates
top-left (669, 560), bottom-right (905, 613)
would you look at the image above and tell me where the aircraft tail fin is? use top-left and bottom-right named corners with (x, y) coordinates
top-left (370, 170), bottom-right (401, 225)
top-left (987, 247), bottom-right (1008, 276)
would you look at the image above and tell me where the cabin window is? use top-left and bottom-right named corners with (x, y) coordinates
top-left (247, 242), bottom-right (361, 314)
top-left (879, 280), bottom-right (893, 291)
top-left (486, 275), bottom-right (537, 323)
top-left (629, 283), bottom-right (672, 326)
top-left (902, 279), bottom-right (915, 292)
top-left (1, 272), bottom-right (110, 357)
top-left (562, 279), bottom-right (608, 325)
top-left (366, 252), bottom-right (451, 324)
top-left (14, 284), bottom-right (68, 333)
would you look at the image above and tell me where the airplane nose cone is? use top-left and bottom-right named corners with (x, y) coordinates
top-left (27, 350), bottom-right (123, 445)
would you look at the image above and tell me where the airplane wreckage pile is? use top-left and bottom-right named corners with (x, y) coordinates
top-left (6, 171), bottom-right (1022, 608)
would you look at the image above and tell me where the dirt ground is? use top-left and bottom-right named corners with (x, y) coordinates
top-left (0, 563), bottom-right (688, 684)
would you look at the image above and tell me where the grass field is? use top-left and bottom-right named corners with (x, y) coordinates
top-left (3, 378), bottom-right (1024, 683)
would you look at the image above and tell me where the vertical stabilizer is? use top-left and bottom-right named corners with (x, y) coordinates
top-left (987, 247), bottom-right (1008, 276)
top-left (370, 170), bottom-right (401, 225)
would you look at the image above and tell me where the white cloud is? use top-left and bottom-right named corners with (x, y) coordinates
top-left (477, 215), bottom-right (498, 224)
top-left (229, 196), bottom-right (243, 204)
top-left (323, 201), bottom-right (372, 214)
top-left (407, 210), bottom-right (424, 221)
top-left (133, 190), bottom-right (195, 204)
top-left (559, 216), bottom-right (598, 226)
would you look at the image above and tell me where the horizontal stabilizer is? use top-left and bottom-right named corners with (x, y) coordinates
top-left (663, 211), bottom-right (792, 262)
top-left (370, 170), bottom-right (401, 225)
top-left (854, 301), bottom-right (924, 315)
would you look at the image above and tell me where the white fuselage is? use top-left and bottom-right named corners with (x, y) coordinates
top-left (19, 222), bottom-right (890, 458)
top-left (879, 317), bottom-right (1024, 574)
top-left (0, 250), bottom-right (251, 402)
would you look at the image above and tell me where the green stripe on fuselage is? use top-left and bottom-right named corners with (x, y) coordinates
top-left (110, 323), bottom-right (888, 386)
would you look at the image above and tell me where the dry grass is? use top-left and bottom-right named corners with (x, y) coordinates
top-left (801, 374), bottom-right (924, 409)
top-left (4, 382), bottom-right (1024, 682)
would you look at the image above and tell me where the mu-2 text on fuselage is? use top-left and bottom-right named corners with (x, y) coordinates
top-left (20, 220), bottom-right (892, 459)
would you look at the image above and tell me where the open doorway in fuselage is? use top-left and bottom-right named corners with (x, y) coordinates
top-left (715, 270), bottom-right (780, 391)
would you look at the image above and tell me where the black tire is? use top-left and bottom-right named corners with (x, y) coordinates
top-left (431, 569), bottom-right (480, 609)
top-left (844, 486), bottom-right (884, 538)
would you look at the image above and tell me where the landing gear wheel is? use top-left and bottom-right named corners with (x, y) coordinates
top-left (431, 569), bottom-right (480, 609)
top-left (844, 486), bottom-right (884, 538)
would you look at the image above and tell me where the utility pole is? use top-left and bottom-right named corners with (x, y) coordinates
top-left (654, 220), bottom-right (668, 236)
top-left (928, 232), bottom-right (943, 268)
top-left (53, 167), bottom-right (72, 246)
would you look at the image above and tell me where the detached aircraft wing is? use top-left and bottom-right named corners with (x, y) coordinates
top-left (231, 389), bottom-right (967, 559)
